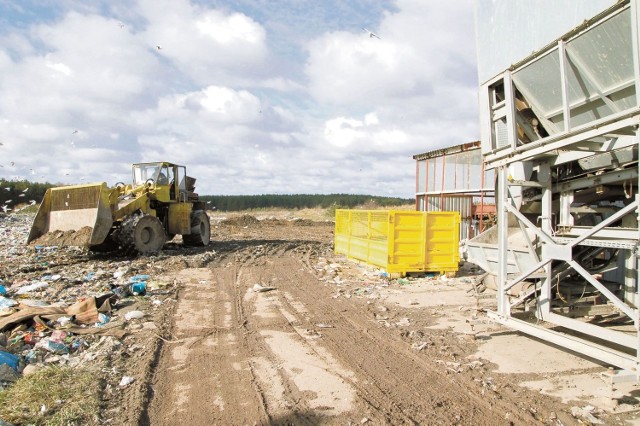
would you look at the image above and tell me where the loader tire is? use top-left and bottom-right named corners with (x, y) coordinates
top-left (121, 214), bottom-right (166, 255)
top-left (183, 210), bottom-right (211, 247)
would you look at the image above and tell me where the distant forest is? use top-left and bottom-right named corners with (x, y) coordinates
top-left (0, 179), bottom-right (51, 211)
top-left (199, 194), bottom-right (414, 211)
top-left (0, 179), bottom-right (413, 212)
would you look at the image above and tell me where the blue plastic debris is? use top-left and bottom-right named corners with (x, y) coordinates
top-left (0, 351), bottom-right (19, 371)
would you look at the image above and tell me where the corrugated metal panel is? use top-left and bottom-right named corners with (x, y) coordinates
top-left (511, 7), bottom-right (634, 132)
top-left (334, 210), bottom-right (460, 275)
top-left (475, 0), bottom-right (615, 84)
top-left (425, 195), bottom-right (472, 218)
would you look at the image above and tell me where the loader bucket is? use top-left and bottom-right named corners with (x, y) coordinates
top-left (27, 183), bottom-right (114, 247)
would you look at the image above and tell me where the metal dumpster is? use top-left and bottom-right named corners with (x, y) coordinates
top-left (334, 210), bottom-right (460, 275)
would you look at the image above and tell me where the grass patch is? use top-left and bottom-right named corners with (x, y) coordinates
top-left (0, 365), bottom-right (101, 425)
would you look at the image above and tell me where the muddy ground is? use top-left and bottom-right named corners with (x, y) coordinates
top-left (3, 210), bottom-right (640, 425)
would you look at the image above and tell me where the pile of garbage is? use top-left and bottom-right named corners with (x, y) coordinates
top-left (0, 213), bottom-right (177, 389)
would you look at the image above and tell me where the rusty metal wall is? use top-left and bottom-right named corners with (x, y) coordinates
top-left (424, 195), bottom-right (472, 218)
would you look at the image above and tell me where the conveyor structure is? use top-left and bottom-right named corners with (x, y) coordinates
top-left (469, 0), bottom-right (640, 378)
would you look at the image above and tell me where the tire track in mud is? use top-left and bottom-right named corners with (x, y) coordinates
top-left (145, 241), bottom-right (332, 425)
top-left (235, 242), bottom-right (537, 425)
top-left (272, 254), bottom-right (538, 425)
top-left (145, 265), bottom-right (269, 425)
top-left (146, 239), bottom-right (538, 425)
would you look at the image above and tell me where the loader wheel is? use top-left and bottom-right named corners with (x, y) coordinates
top-left (183, 210), bottom-right (211, 247)
top-left (121, 214), bottom-right (166, 255)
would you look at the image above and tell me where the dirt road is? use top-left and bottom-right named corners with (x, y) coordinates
top-left (5, 211), bottom-right (638, 424)
top-left (133, 215), bottom-right (578, 425)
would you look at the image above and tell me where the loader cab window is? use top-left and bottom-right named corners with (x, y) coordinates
top-left (177, 166), bottom-right (187, 201)
top-left (157, 165), bottom-right (170, 185)
top-left (133, 164), bottom-right (162, 188)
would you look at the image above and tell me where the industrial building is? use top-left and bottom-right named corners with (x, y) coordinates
top-left (413, 141), bottom-right (495, 241)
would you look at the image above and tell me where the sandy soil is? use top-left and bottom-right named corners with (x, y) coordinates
top-left (8, 209), bottom-right (640, 425)
top-left (103, 211), bottom-right (640, 426)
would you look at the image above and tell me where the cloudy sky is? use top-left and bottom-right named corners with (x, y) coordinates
top-left (0, 0), bottom-right (478, 198)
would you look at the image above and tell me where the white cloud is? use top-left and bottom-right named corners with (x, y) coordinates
top-left (0, 0), bottom-right (481, 198)
top-left (44, 60), bottom-right (72, 76)
top-left (324, 113), bottom-right (409, 153)
top-left (306, 0), bottom-right (476, 108)
top-left (137, 0), bottom-right (268, 86)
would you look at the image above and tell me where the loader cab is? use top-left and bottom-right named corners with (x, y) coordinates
top-left (132, 162), bottom-right (183, 203)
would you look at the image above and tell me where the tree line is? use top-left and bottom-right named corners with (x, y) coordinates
top-left (0, 178), bottom-right (414, 213)
top-left (199, 194), bottom-right (414, 211)
top-left (0, 179), bottom-right (52, 211)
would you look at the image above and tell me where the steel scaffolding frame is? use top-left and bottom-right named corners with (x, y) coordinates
top-left (476, 0), bottom-right (640, 376)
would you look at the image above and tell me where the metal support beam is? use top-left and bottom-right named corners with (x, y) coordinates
top-left (568, 259), bottom-right (636, 318)
top-left (487, 311), bottom-right (639, 372)
top-left (558, 40), bottom-right (571, 132)
top-left (485, 114), bottom-right (640, 169)
top-left (497, 166), bottom-right (509, 316)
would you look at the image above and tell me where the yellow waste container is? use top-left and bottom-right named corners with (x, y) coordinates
top-left (334, 210), bottom-right (460, 275)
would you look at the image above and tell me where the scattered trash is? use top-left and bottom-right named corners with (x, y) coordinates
top-left (56, 316), bottom-right (73, 327)
top-left (0, 297), bottom-right (17, 309)
top-left (395, 317), bottom-right (410, 327)
top-left (119, 376), bottom-right (135, 387)
top-left (95, 313), bottom-right (110, 326)
top-left (36, 338), bottom-right (69, 354)
top-left (252, 284), bottom-right (276, 293)
top-left (571, 406), bottom-right (604, 424)
top-left (15, 281), bottom-right (48, 294)
top-left (412, 342), bottom-right (430, 352)
top-left (124, 311), bottom-right (145, 321)
top-left (0, 351), bottom-right (19, 370)
top-left (316, 323), bottom-right (334, 329)
top-left (129, 282), bottom-right (146, 296)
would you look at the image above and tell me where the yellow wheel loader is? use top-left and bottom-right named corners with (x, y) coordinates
top-left (27, 162), bottom-right (211, 254)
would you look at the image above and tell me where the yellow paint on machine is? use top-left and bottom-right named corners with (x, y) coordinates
top-left (334, 210), bottom-right (460, 275)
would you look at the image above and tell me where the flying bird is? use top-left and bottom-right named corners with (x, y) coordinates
top-left (156, 45), bottom-right (162, 50)
top-left (18, 193), bottom-right (25, 197)
top-left (118, 22), bottom-right (125, 28)
top-left (29, 200), bottom-right (36, 205)
top-left (22, 188), bottom-right (28, 193)
top-left (3, 188), bottom-right (9, 191)
top-left (362, 28), bottom-right (381, 39)
top-left (72, 129), bottom-right (78, 134)
top-left (1, 205), bottom-right (10, 213)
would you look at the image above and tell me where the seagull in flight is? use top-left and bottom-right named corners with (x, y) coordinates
top-left (72, 129), bottom-right (78, 134)
top-left (362, 28), bottom-right (381, 39)
top-left (156, 45), bottom-right (162, 50)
